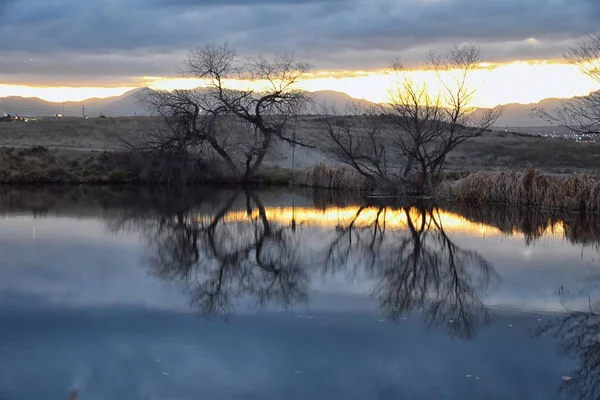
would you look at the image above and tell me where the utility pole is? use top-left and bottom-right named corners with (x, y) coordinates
top-left (82, 105), bottom-right (85, 118)
top-left (62, 102), bottom-right (65, 116)
top-left (291, 126), bottom-right (296, 170)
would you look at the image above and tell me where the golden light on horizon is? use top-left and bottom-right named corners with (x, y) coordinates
top-left (1, 60), bottom-right (599, 107)
top-left (139, 60), bottom-right (600, 108)
top-left (294, 61), bottom-right (600, 107)
top-left (0, 84), bottom-right (136, 103)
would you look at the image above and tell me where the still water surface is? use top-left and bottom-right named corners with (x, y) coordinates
top-left (1, 186), bottom-right (599, 400)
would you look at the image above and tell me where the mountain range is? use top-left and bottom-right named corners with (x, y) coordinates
top-left (0, 88), bottom-right (153, 118)
top-left (0, 87), bottom-right (577, 127)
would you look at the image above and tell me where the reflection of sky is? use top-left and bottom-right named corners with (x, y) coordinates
top-left (1, 215), bottom-right (599, 314)
top-left (452, 233), bottom-right (600, 313)
top-left (0, 209), bottom-right (593, 399)
top-left (0, 308), bottom-right (574, 400)
top-left (0, 217), bottom-right (188, 312)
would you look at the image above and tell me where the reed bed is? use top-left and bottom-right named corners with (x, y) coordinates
top-left (437, 167), bottom-right (600, 212)
top-left (293, 163), bottom-right (372, 191)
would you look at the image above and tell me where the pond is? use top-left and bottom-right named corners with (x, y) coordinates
top-left (1, 186), bottom-right (599, 400)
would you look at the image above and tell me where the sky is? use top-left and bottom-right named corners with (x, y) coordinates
top-left (0, 0), bottom-right (600, 107)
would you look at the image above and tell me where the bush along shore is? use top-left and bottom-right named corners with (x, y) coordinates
top-left (2, 146), bottom-right (600, 212)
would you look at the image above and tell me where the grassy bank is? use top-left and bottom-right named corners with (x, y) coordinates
top-left (438, 167), bottom-right (600, 212)
top-left (0, 146), bottom-right (363, 188)
top-left (0, 146), bottom-right (135, 184)
top-left (3, 146), bottom-right (600, 214)
top-left (0, 146), bottom-right (218, 184)
top-left (0, 146), bottom-right (306, 186)
top-left (4, 116), bottom-right (600, 173)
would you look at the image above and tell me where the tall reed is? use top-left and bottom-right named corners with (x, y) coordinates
top-left (437, 167), bottom-right (600, 212)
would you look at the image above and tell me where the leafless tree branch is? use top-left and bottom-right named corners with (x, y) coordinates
top-left (533, 33), bottom-right (600, 135)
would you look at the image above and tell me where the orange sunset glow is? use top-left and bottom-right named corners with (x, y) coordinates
top-left (1, 60), bottom-right (599, 108)
top-left (215, 205), bottom-right (566, 239)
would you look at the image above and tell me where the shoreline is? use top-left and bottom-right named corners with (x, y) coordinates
top-left (1, 145), bottom-right (600, 213)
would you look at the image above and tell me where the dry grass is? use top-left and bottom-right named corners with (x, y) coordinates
top-left (438, 167), bottom-right (600, 212)
top-left (0, 117), bottom-right (153, 150)
top-left (293, 163), bottom-right (371, 191)
top-left (3, 116), bottom-right (600, 173)
top-left (0, 146), bottom-right (297, 185)
top-left (0, 146), bottom-right (170, 184)
top-left (0, 146), bottom-right (120, 183)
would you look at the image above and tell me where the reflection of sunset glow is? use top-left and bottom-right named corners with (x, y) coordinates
top-left (216, 206), bottom-right (566, 239)
top-left (2, 60), bottom-right (599, 108)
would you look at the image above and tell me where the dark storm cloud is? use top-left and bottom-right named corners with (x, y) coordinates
top-left (149, 0), bottom-right (350, 5)
top-left (0, 0), bottom-right (597, 81)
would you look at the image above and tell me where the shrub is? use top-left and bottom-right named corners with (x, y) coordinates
top-left (108, 169), bottom-right (126, 183)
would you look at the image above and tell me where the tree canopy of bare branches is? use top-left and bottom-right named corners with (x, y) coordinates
top-left (533, 32), bottom-right (600, 134)
top-left (322, 104), bottom-right (401, 190)
top-left (323, 45), bottom-right (500, 195)
top-left (131, 44), bottom-right (312, 182)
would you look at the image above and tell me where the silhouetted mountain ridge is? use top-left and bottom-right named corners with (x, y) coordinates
top-left (0, 87), bottom-right (594, 127)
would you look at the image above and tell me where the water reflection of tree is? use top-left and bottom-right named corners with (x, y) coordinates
top-left (326, 205), bottom-right (497, 339)
top-left (448, 204), bottom-right (600, 248)
top-left (114, 189), bottom-right (309, 317)
top-left (535, 288), bottom-right (600, 400)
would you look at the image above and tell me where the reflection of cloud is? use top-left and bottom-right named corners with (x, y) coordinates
top-left (0, 307), bottom-right (566, 400)
top-left (522, 247), bottom-right (534, 259)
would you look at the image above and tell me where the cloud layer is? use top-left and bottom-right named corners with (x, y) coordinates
top-left (0, 0), bottom-right (597, 83)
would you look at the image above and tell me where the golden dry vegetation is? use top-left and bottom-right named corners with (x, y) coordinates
top-left (438, 167), bottom-right (600, 212)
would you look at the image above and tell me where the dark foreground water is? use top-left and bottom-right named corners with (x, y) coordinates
top-left (1, 186), bottom-right (600, 400)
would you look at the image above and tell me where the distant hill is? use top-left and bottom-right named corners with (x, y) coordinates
top-left (0, 86), bottom-right (588, 127)
top-left (490, 97), bottom-right (567, 128)
top-left (0, 88), bottom-right (379, 118)
top-left (0, 88), bottom-right (150, 118)
top-left (307, 90), bottom-right (379, 113)
top-left (97, 88), bottom-right (153, 117)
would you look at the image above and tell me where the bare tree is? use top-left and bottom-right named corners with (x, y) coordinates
top-left (391, 45), bottom-right (500, 193)
top-left (324, 45), bottom-right (500, 195)
top-left (130, 44), bottom-right (312, 182)
top-left (533, 33), bottom-right (600, 134)
top-left (322, 103), bottom-right (403, 191)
